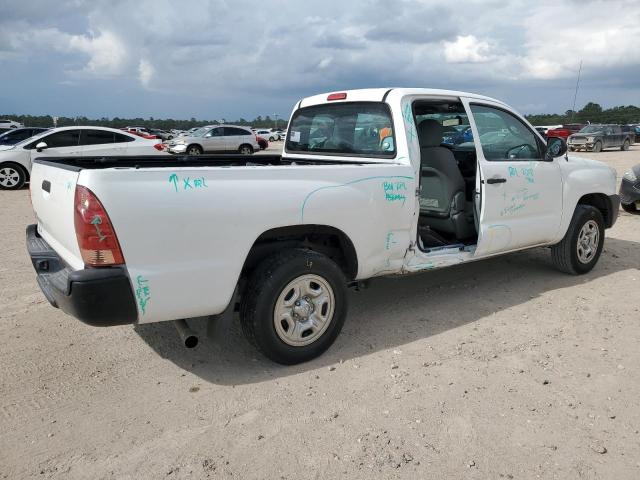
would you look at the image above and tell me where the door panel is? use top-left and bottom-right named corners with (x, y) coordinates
top-left (202, 127), bottom-right (225, 152)
top-left (465, 100), bottom-right (563, 256)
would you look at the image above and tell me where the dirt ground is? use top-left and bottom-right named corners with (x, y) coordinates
top-left (1, 147), bottom-right (640, 479)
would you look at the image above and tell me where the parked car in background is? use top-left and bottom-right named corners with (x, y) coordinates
top-left (619, 164), bottom-right (640, 213)
top-left (123, 127), bottom-right (158, 139)
top-left (442, 125), bottom-right (473, 145)
top-left (255, 129), bottom-right (280, 142)
top-left (533, 125), bottom-right (562, 138)
top-left (147, 128), bottom-right (174, 141)
top-left (568, 124), bottom-right (633, 152)
top-left (0, 119), bottom-right (23, 129)
top-left (0, 126), bottom-right (166, 190)
top-left (257, 137), bottom-right (269, 150)
top-left (621, 125), bottom-right (636, 144)
top-left (0, 127), bottom-right (50, 146)
top-left (166, 125), bottom-right (260, 155)
top-left (546, 123), bottom-right (585, 141)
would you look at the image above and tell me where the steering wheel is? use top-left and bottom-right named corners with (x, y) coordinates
top-left (505, 143), bottom-right (535, 159)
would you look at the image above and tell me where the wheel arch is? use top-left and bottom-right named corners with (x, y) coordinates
top-left (576, 193), bottom-right (615, 228)
top-left (240, 224), bottom-right (359, 281)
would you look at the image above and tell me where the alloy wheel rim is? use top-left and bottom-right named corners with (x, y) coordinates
top-left (0, 167), bottom-right (20, 187)
top-left (273, 274), bottom-right (335, 347)
top-left (577, 220), bottom-right (600, 264)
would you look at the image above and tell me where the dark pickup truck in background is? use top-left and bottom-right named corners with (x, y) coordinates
top-left (568, 124), bottom-right (633, 152)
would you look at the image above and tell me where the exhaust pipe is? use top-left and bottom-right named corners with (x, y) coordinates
top-left (174, 319), bottom-right (198, 348)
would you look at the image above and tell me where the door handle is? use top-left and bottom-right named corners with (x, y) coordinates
top-left (485, 177), bottom-right (507, 184)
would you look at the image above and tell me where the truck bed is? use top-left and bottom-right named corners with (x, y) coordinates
top-left (33, 154), bottom-right (368, 170)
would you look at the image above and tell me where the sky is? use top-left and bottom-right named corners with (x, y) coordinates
top-left (0, 0), bottom-right (639, 121)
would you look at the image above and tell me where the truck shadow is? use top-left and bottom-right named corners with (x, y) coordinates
top-left (134, 236), bottom-right (640, 385)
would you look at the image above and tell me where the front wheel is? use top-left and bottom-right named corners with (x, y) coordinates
top-left (0, 164), bottom-right (27, 190)
top-left (240, 249), bottom-right (348, 364)
top-left (551, 205), bottom-right (605, 275)
top-left (621, 140), bottom-right (630, 151)
top-left (187, 145), bottom-right (202, 155)
top-left (622, 202), bottom-right (638, 213)
top-left (592, 141), bottom-right (602, 153)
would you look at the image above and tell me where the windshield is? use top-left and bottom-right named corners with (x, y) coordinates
top-left (286, 102), bottom-right (395, 157)
top-left (579, 125), bottom-right (604, 133)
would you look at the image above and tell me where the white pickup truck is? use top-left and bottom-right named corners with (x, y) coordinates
top-left (27, 88), bottom-right (620, 364)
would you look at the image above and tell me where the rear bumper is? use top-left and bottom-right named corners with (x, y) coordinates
top-left (26, 224), bottom-right (138, 326)
top-left (619, 178), bottom-right (640, 205)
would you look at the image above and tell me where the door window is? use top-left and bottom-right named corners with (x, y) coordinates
top-left (470, 104), bottom-right (542, 161)
top-left (224, 127), bottom-right (251, 136)
top-left (81, 129), bottom-right (115, 145)
top-left (207, 128), bottom-right (223, 137)
top-left (29, 130), bottom-right (80, 149)
top-left (114, 132), bottom-right (136, 143)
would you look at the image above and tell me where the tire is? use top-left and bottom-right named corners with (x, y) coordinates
top-left (621, 140), bottom-right (630, 151)
top-left (0, 163), bottom-right (27, 190)
top-left (240, 248), bottom-right (348, 364)
top-left (569, 146), bottom-right (576, 152)
top-left (551, 205), bottom-right (605, 275)
top-left (239, 144), bottom-right (253, 155)
top-left (592, 141), bottom-right (602, 153)
top-left (622, 202), bottom-right (638, 213)
top-left (269, 136), bottom-right (275, 142)
top-left (186, 144), bottom-right (202, 155)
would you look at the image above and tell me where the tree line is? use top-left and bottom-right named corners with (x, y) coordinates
top-left (3, 102), bottom-right (639, 130)
top-left (0, 114), bottom-right (287, 130)
top-left (525, 102), bottom-right (640, 126)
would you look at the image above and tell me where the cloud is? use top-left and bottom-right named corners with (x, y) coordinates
top-left (0, 0), bottom-right (638, 118)
top-left (443, 35), bottom-right (492, 63)
top-left (138, 59), bottom-right (154, 87)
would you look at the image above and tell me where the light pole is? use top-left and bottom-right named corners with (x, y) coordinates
top-left (273, 114), bottom-right (279, 130)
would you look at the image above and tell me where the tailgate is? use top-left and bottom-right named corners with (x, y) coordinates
top-left (30, 161), bottom-right (84, 271)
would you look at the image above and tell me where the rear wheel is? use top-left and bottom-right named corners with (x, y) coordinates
top-left (621, 140), bottom-right (630, 151)
top-left (239, 144), bottom-right (253, 155)
top-left (0, 163), bottom-right (27, 190)
top-left (551, 205), bottom-right (605, 275)
top-left (240, 249), bottom-right (348, 364)
top-left (187, 145), bottom-right (202, 155)
top-left (592, 141), bottom-right (602, 152)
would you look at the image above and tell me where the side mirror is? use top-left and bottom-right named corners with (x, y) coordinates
top-left (35, 141), bottom-right (48, 152)
top-left (545, 137), bottom-right (567, 160)
top-left (381, 136), bottom-right (394, 152)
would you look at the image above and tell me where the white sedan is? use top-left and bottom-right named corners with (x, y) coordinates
top-left (255, 129), bottom-right (280, 141)
top-left (0, 126), bottom-right (166, 190)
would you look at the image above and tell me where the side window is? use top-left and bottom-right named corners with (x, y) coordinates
top-left (81, 129), bottom-right (115, 145)
top-left (31, 130), bottom-right (81, 149)
top-left (224, 127), bottom-right (249, 136)
top-left (470, 104), bottom-right (542, 161)
top-left (208, 128), bottom-right (223, 137)
top-left (114, 132), bottom-right (136, 143)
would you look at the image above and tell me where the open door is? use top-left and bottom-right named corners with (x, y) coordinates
top-left (464, 100), bottom-right (563, 257)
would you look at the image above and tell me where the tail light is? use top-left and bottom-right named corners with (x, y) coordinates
top-left (74, 185), bottom-right (125, 267)
top-left (154, 143), bottom-right (165, 151)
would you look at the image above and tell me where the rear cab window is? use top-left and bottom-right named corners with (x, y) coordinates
top-left (286, 102), bottom-right (396, 158)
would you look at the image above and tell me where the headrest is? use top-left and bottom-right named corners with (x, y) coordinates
top-left (418, 119), bottom-right (444, 147)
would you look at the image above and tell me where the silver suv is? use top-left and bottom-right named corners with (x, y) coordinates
top-left (167, 125), bottom-right (259, 155)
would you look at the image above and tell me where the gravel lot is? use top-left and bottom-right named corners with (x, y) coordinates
top-left (1, 147), bottom-right (639, 479)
